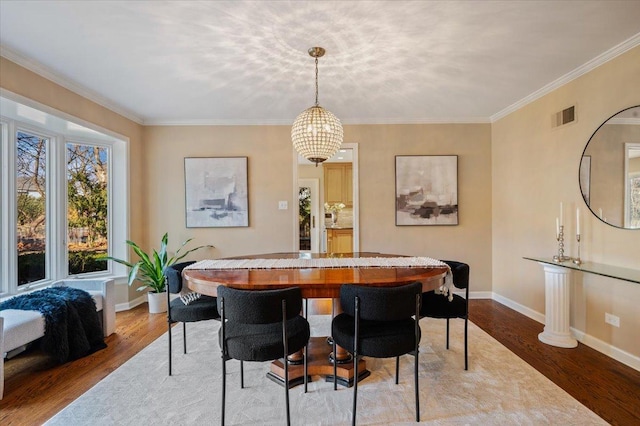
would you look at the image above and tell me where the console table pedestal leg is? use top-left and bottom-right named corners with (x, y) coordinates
top-left (538, 263), bottom-right (578, 348)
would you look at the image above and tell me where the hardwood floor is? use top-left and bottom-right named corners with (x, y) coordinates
top-left (1, 304), bottom-right (168, 425)
top-left (469, 300), bottom-right (640, 426)
top-left (2, 300), bottom-right (639, 425)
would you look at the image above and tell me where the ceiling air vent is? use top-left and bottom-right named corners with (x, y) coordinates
top-left (553, 105), bottom-right (575, 127)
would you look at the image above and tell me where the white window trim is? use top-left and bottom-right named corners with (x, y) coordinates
top-left (0, 92), bottom-right (129, 296)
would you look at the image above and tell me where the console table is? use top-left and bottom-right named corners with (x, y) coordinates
top-left (524, 257), bottom-right (640, 348)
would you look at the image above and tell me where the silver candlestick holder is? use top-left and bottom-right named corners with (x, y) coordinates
top-left (553, 225), bottom-right (572, 262)
top-left (573, 234), bottom-right (582, 265)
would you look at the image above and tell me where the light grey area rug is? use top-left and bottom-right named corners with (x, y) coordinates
top-left (46, 315), bottom-right (605, 425)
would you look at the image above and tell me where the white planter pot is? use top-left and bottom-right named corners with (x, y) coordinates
top-left (147, 291), bottom-right (167, 314)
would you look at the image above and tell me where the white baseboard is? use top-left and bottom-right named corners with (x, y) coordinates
top-left (491, 292), bottom-right (640, 372)
top-left (491, 292), bottom-right (546, 324)
top-left (115, 294), bottom-right (146, 312)
top-left (571, 327), bottom-right (640, 372)
top-left (468, 291), bottom-right (493, 300)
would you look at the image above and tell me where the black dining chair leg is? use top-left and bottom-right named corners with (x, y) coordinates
top-left (352, 297), bottom-right (360, 426)
top-left (446, 318), bottom-right (450, 349)
top-left (464, 316), bottom-right (469, 370)
top-left (183, 322), bottom-right (187, 354)
top-left (304, 343), bottom-right (308, 393)
top-left (415, 293), bottom-right (421, 422)
top-left (240, 361), bottom-right (244, 388)
top-left (395, 356), bottom-right (400, 384)
top-left (333, 340), bottom-right (338, 390)
top-left (282, 299), bottom-right (291, 426)
top-left (414, 350), bottom-right (420, 422)
top-left (220, 298), bottom-right (226, 426)
top-left (168, 319), bottom-right (173, 376)
top-left (221, 355), bottom-right (227, 426)
top-left (166, 276), bottom-right (172, 376)
top-left (303, 298), bottom-right (309, 394)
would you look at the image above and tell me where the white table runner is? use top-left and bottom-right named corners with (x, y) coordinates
top-left (186, 256), bottom-right (448, 270)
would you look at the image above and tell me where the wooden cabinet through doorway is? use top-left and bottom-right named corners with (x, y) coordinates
top-left (323, 163), bottom-right (352, 207)
top-left (326, 228), bottom-right (353, 254)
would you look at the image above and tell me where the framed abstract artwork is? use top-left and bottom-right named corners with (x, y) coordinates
top-left (184, 157), bottom-right (249, 227)
top-left (395, 155), bottom-right (458, 226)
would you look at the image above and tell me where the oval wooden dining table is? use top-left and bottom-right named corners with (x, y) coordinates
top-left (183, 252), bottom-right (448, 388)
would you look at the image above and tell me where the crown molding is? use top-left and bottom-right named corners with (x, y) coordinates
top-left (341, 117), bottom-right (492, 125)
top-left (0, 45), bottom-right (144, 125)
top-left (145, 116), bottom-right (491, 126)
top-left (144, 118), bottom-right (293, 126)
top-left (490, 32), bottom-right (640, 123)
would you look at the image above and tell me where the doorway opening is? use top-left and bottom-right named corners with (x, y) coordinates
top-left (293, 143), bottom-right (359, 253)
top-left (298, 178), bottom-right (320, 253)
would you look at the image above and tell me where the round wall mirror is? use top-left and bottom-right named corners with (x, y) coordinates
top-left (580, 105), bottom-right (640, 229)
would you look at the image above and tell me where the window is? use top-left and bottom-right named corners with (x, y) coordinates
top-left (1, 96), bottom-right (128, 296)
top-left (66, 142), bottom-right (109, 275)
top-left (16, 130), bottom-right (49, 285)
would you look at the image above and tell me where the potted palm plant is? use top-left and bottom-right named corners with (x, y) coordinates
top-left (106, 233), bottom-right (212, 313)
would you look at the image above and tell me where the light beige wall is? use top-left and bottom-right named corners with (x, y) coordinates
top-left (345, 124), bottom-right (493, 291)
top-left (298, 164), bottom-right (323, 180)
top-left (492, 46), bottom-right (640, 357)
top-left (142, 125), bottom-right (296, 259)
top-left (144, 123), bottom-right (494, 292)
top-left (0, 57), bottom-right (145, 303)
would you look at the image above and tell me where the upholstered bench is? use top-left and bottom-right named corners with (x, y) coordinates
top-left (0, 278), bottom-right (115, 399)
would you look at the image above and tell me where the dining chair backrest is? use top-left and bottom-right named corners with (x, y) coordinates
top-left (217, 286), bottom-right (303, 324)
top-left (443, 260), bottom-right (470, 290)
top-left (165, 261), bottom-right (196, 294)
top-left (339, 282), bottom-right (422, 321)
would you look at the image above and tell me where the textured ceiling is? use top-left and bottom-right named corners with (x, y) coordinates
top-left (1, 1), bottom-right (639, 125)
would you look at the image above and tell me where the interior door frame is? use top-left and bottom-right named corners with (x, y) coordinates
top-left (292, 142), bottom-right (359, 253)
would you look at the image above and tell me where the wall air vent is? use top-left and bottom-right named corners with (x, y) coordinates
top-left (553, 105), bottom-right (575, 127)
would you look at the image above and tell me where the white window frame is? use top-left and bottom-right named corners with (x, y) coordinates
top-left (14, 123), bottom-right (57, 287)
top-left (0, 94), bottom-right (129, 296)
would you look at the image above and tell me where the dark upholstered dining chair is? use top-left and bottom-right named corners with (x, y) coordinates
top-left (217, 286), bottom-right (310, 426)
top-left (331, 282), bottom-right (423, 425)
top-left (165, 261), bottom-right (220, 376)
top-left (420, 260), bottom-right (470, 370)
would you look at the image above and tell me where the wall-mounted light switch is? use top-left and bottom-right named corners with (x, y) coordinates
top-left (278, 201), bottom-right (288, 210)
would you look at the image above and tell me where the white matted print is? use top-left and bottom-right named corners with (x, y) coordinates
top-left (395, 155), bottom-right (458, 226)
top-left (185, 157), bottom-right (248, 227)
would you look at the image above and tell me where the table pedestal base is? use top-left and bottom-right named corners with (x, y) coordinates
top-left (268, 337), bottom-right (368, 388)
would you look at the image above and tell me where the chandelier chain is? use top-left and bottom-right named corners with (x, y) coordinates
top-left (315, 56), bottom-right (319, 106)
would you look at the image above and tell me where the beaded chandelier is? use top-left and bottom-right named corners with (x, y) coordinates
top-left (291, 47), bottom-right (343, 166)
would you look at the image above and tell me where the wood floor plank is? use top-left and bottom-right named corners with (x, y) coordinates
top-left (2, 300), bottom-right (639, 425)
